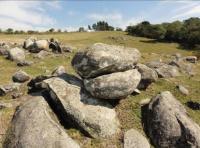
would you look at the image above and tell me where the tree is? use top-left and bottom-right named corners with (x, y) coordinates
top-left (165, 21), bottom-right (183, 41)
top-left (148, 24), bottom-right (166, 40)
top-left (49, 28), bottom-right (55, 33)
top-left (6, 28), bottom-right (13, 34)
top-left (79, 27), bottom-right (85, 32)
top-left (88, 25), bottom-right (91, 30)
top-left (57, 29), bottom-right (62, 33)
top-left (116, 27), bottom-right (123, 31)
top-left (92, 21), bottom-right (115, 31)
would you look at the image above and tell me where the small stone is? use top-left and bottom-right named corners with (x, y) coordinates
top-left (124, 129), bottom-right (150, 148)
top-left (52, 66), bottom-right (66, 76)
top-left (184, 56), bottom-right (197, 63)
top-left (11, 92), bottom-right (23, 99)
top-left (139, 98), bottom-right (151, 106)
top-left (177, 85), bottom-right (189, 95)
top-left (12, 70), bottom-right (30, 83)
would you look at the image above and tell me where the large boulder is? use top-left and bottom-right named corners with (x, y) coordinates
top-left (144, 91), bottom-right (200, 148)
top-left (84, 69), bottom-right (141, 99)
top-left (8, 47), bottom-right (25, 62)
top-left (3, 96), bottom-right (80, 148)
top-left (35, 40), bottom-right (49, 50)
top-left (136, 63), bottom-right (158, 89)
top-left (30, 40), bottom-right (49, 53)
top-left (155, 64), bottom-right (180, 78)
top-left (124, 129), bottom-right (150, 148)
top-left (72, 43), bottom-right (141, 78)
top-left (12, 70), bottom-right (30, 83)
top-left (33, 50), bottom-right (51, 59)
top-left (0, 48), bottom-right (9, 56)
top-left (42, 76), bottom-right (120, 138)
top-left (23, 38), bottom-right (35, 49)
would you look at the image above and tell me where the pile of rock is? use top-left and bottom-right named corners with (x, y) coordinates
top-left (72, 43), bottom-right (141, 99)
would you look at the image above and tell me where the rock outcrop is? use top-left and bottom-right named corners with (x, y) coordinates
top-left (136, 63), bottom-right (158, 89)
top-left (144, 91), bottom-right (200, 148)
top-left (84, 69), bottom-right (141, 99)
top-left (72, 43), bottom-right (140, 78)
top-left (8, 47), bottom-right (25, 63)
top-left (4, 96), bottom-right (80, 148)
top-left (42, 76), bottom-right (120, 138)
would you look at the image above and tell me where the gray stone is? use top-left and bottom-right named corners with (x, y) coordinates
top-left (184, 56), bottom-right (197, 63)
top-left (12, 70), bottom-right (30, 83)
top-left (169, 59), bottom-right (194, 75)
top-left (23, 38), bottom-right (35, 50)
top-left (33, 50), bottom-right (51, 59)
top-left (136, 63), bottom-right (158, 89)
top-left (156, 64), bottom-right (180, 78)
top-left (72, 43), bottom-right (141, 78)
top-left (0, 83), bottom-right (21, 96)
top-left (61, 46), bottom-right (73, 53)
top-left (124, 129), bottom-right (150, 148)
top-left (145, 91), bottom-right (200, 148)
top-left (177, 85), bottom-right (189, 95)
top-left (4, 96), bottom-right (80, 148)
top-left (35, 40), bottom-right (49, 51)
top-left (52, 66), bottom-right (66, 76)
top-left (84, 69), bottom-right (141, 99)
top-left (17, 60), bottom-right (33, 67)
top-left (146, 61), bottom-right (166, 69)
top-left (42, 76), bottom-right (120, 138)
top-left (8, 47), bottom-right (25, 62)
top-left (11, 92), bottom-right (23, 99)
top-left (0, 48), bottom-right (9, 56)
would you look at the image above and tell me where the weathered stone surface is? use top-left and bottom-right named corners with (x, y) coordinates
top-left (23, 38), bottom-right (35, 49)
top-left (177, 85), bottom-right (189, 95)
top-left (0, 83), bottom-right (21, 96)
top-left (33, 50), bottom-right (51, 59)
top-left (84, 69), bottom-right (141, 99)
top-left (8, 47), bottom-right (25, 62)
top-left (17, 60), bottom-right (33, 67)
top-left (52, 66), bottom-right (66, 76)
top-left (35, 40), bottom-right (49, 50)
top-left (146, 61), bottom-right (166, 69)
top-left (136, 63), bottom-right (158, 89)
top-left (0, 48), bottom-right (9, 56)
top-left (169, 59), bottom-right (194, 75)
top-left (12, 70), bottom-right (30, 83)
top-left (124, 129), bottom-right (150, 148)
top-left (4, 96), bottom-right (80, 148)
top-left (42, 76), bottom-right (120, 138)
top-left (49, 42), bottom-right (62, 53)
top-left (184, 56), bottom-right (197, 63)
top-left (144, 91), bottom-right (200, 148)
top-left (156, 64), bottom-right (180, 78)
top-left (61, 46), bottom-right (73, 53)
top-left (72, 43), bottom-right (141, 78)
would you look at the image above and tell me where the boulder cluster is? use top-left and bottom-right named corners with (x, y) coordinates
top-left (1, 42), bottom-right (200, 148)
top-left (0, 37), bottom-right (73, 66)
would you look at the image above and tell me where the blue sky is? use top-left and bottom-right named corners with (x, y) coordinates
top-left (0, 0), bottom-right (200, 31)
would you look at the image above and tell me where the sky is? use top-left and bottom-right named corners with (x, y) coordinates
top-left (0, 0), bottom-right (200, 32)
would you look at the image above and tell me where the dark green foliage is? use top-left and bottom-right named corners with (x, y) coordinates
top-left (126, 17), bottom-right (200, 47)
top-left (92, 21), bottom-right (115, 31)
top-left (79, 27), bottom-right (85, 32)
top-left (6, 28), bottom-right (13, 34)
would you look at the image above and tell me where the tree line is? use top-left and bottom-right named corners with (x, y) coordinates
top-left (126, 17), bottom-right (200, 48)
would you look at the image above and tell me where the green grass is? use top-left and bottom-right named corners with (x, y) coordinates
top-left (0, 31), bottom-right (199, 148)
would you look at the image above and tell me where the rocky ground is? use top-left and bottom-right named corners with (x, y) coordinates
top-left (0, 31), bottom-right (200, 148)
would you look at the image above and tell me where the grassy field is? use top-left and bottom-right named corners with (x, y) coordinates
top-left (0, 31), bottom-right (200, 148)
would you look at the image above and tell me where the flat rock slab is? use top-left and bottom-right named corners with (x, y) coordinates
top-left (156, 64), bottom-right (180, 78)
top-left (4, 96), bottom-right (80, 148)
top-left (84, 69), bottom-right (141, 99)
top-left (72, 43), bottom-right (141, 78)
top-left (42, 76), bottom-right (120, 138)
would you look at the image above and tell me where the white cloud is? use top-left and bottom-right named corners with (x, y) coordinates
top-left (88, 12), bottom-right (123, 22)
top-left (172, 4), bottom-right (200, 19)
top-left (0, 1), bottom-right (59, 30)
top-left (67, 11), bottom-right (77, 16)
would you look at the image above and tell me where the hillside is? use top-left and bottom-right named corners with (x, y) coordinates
top-left (0, 31), bottom-right (200, 148)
